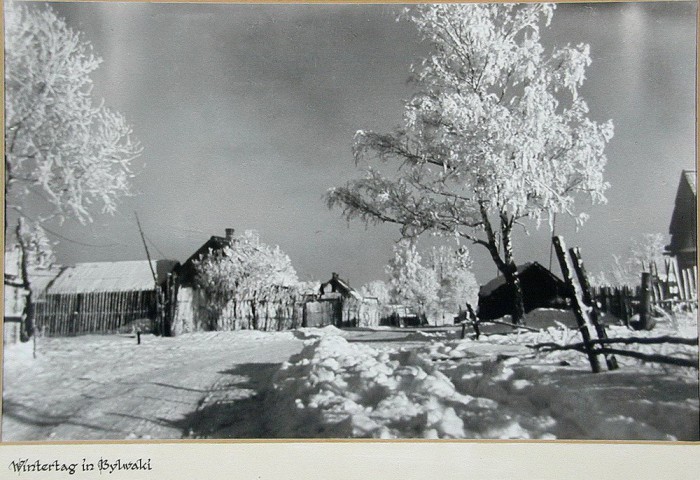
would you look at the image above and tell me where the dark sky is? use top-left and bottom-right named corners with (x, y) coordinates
top-left (15, 2), bottom-right (697, 287)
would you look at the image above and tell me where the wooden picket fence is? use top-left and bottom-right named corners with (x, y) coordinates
top-left (35, 290), bottom-right (157, 337)
top-left (592, 258), bottom-right (697, 324)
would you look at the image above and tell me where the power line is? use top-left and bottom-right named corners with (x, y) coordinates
top-left (11, 213), bottom-right (123, 248)
top-left (145, 234), bottom-right (168, 259)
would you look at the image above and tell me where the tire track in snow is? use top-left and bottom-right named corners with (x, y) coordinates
top-left (2, 333), bottom-right (304, 441)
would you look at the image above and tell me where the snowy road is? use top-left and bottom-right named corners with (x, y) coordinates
top-left (2, 331), bottom-right (306, 441)
top-left (2, 322), bottom-right (698, 441)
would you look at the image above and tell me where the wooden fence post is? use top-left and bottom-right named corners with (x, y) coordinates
top-left (638, 272), bottom-right (655, 331)
top-left (569, 247), bottom-right (619, 370)
top-left (553, 236), bottom-right (601, 373)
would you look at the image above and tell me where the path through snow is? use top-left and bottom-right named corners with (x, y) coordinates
top-left (2, 331), bottom-right (304, 440)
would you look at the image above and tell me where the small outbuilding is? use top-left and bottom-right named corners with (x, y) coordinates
top-left (304, 273), bottom-right (380, 328)
top-left (477, 262), bottom-right (569, 320)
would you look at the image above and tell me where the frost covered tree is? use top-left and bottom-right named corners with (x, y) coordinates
top-left (4, 3), bottom-right (142, 338)
top-left (427, 245), bottom-right (479, 314)
top-left (594, 233), bottom-right (667, 287)
top-left (360, 280), bottom-right (391, 306)
top-left (194, 230), bottom-right (299, 329)
top-left (11, 218), bottom-right (56, 340)
top-left (327, 4), bottom-right (613, 323)
top-left (386, 241), bottom-right (439, 320)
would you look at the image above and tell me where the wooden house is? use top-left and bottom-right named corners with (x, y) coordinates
top-left (667, 170), bottom-right (697, 271)
top-left (477, 262), bottom-right (569, 320)
top-left (171, 228), bottom-right (302, 334)
top-left (303, 273), bottom-right (380, 328)
top-left (36, 259), bottom-right (178, 336)
top-left (175, 228), bottom-right (236, 287)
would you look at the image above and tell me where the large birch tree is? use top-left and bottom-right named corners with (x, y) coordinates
top-left (327, 3), bottom-right (613, 323)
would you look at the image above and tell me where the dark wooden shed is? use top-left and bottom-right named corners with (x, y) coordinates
top-left (477, 262), bottom-right (569, 320)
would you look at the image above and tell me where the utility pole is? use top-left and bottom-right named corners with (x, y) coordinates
top-left (135, 212), bottom-right (162, 336)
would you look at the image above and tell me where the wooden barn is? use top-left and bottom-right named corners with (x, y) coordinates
top-left (36, 259), bottom-right (178, 336)
top-left (303, 273), bottom-right (380, 328)
top-left (477, 262), bottom-right (569, 321)
top-left (667, 170), bottom-right (697, 271)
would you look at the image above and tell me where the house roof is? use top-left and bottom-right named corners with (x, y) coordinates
top-left (47, 260), bottom-right (178, 294)
top-left (320, 273), bottom-right (363, 300)
top-left (4, 246), bottom-right (62, 296)
top-left (30, 266), bottom-right (63, 297)
top-left (479, 262), bottom-right (563, 297)
top-left (177, 230), bottom-right (236, 286)
top-left (669, 169), bottom-right (697, 239)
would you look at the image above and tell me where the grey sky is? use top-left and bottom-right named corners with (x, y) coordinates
top-left (12, 2), bottom-right (697, 287)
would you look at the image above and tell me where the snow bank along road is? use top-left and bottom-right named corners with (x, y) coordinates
top-left (2, 319), bottom-right (698, 441)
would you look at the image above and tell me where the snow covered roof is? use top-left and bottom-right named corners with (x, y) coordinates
top-left (47, 260), bottom-right (178, 294)
top-left (479, 263), bottom-right (537, 297)
top-left (320, 273), bottom-right (362, 300)
top-left (335, 278), bottom-right (363, 301)
top-left (4, 246), bottom-right (62, 297)
top-left (30, 267), bottom-right (63, 297)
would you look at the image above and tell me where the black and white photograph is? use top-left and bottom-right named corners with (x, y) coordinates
top-left (2, 0), bottom-right (698, 443)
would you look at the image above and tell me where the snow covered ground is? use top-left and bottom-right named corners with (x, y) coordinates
top-left (2, 312), bottom-right (698, 441)
top-left (268, 317), bottom-right (699, 440)
top-left (2, 330), bottom-right (305, 440)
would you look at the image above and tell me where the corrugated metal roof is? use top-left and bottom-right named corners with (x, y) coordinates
top-left (47, 260), bottom-right (177, 294)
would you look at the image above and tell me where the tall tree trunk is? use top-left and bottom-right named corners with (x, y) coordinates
top-left (478, 203), bottom-right (526, 324)
top-left (502, 260), bottom-right (525, 324)
top-left (501, 218), bottom-right (525, 324)
top-left (16, 218), bottom-right (36, 341)
top-left (251, 297), bottom-right (258, 330)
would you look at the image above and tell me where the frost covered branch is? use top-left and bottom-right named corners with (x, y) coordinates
top-left (327, 4), bottom-right (614, 323)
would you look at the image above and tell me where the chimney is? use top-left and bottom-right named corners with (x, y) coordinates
top-left (225, 228), bottom-right (235, 240)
